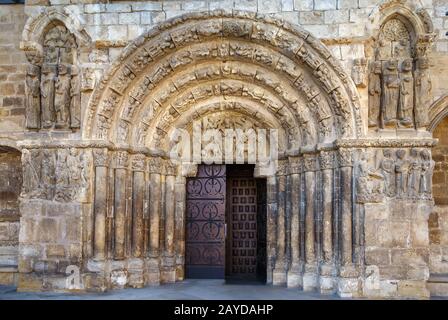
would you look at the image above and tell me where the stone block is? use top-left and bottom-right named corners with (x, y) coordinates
top-left (390, 221), bottom-right (410, 247)
top-left (281, 0), bottom-right (294, 12)
top-left (258, 0), bottom-right (282, 13)
top-left (304, 24), bottom-right (338, 38)
top-left (132, 2), bottom-right (163, 11)
top-left (37, 218), bottom-right (59, 243)
top-left (324, 9), bottom-right (349, 24)
top-left (365, 248), bottom-right (390, 265)
top-left (119, 13), bottom-right (141, 25)
top-left (293, 0), bottom-right (313, 11)
top-left (182, 1), bottom-right (208, 11)
top-left (338, 0), bottom-right (358, 9)
top-left (17, 273), bottom-right (43, 292)
top-left (105, 3), bottom-right (132, 13)
top-left (46, 244), bottom-right (66, 258)
top-left (397, 280), bottom-right (430, 299)
top-left (314, 0), bottom-right (337, 11)
top-left (299, 11), bottom-right (324, 25)
top-left (84, 4), bottom-right (106, 14)
top-left (233, 0), bottom-right (257, 11)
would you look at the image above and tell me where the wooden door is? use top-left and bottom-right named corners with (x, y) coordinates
top-left (185, 165), bottom-right (226, 278)
top-left (226, 174), bottom-right (258, 280)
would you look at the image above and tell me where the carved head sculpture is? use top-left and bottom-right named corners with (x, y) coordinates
top-left (402, 59), bottom-right (413, 72)
top-left (417, 58), bottom-right (429, 69)
top-left (410, 148), bottom-right (419, 158)
top-left (383, 149), bottom-right (392, 158)
top-left (387, 60), bottom-right (398, 71)
top-left (372, 61), bottom-right (382, 74)
top-left (41, 64), bottom-right (56, 75)
top-left (27, 64), bottom-right (39, 76)
top-left (58, 64), bottom-right (70, 76)
top-left (69, 148), bottom-right (78, 157)
top-left (421, 149), bottom-right (430, 161)
top-left (396, 149), bottom-right (406, 160)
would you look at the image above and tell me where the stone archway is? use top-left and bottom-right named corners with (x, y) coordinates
top-left (82, 11), bottom-right (363, 293)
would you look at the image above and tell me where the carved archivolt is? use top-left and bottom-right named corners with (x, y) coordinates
top-left (85, 11), bottom-right (363, 150)
top-left (428, 95), bottom-right (448, 133)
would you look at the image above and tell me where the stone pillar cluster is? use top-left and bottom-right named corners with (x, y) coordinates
top-left (88, 149), bottom-right (184, 289)
top-left (267, 149), bottom-right (362, 296)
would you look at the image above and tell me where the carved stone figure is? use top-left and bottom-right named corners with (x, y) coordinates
top-left (25, 65), bottom-right (41, 129)
top-left (70, 66), bottom-right (81, 129)
top-left (419, 149), bottom-right (434, 198)
top-left (40, 150), bottom-right (56, 200)
top-left (395, 149), bottom-right (407, 197)
top-left (21, 149), bottom-right (40, 198)
top-left (407, 148), bottom-right (421, 197)
top-left (382, 60), bottom-right (400, 127)
top-left (352, 58), bottom-right (367, 88)
top-left (356, 152), bottom-right (385, 203)
top-left (40, 64), bottom-right (57, 129)
top-left (398, 59), bottom-right (414, 128)
top-left (54, 64), bottom-right (71, 128)
top-left (414, 58), bottom-right (432, 128)
top-left (368, 61), bottom-right (382, 127)
top-left (380, 149), bottom-right (395, 197)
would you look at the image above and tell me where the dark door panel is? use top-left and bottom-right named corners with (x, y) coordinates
top-left (185, 165), bottom-right (226, 279)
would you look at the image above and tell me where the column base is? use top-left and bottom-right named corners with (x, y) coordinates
top-left (319, 263), bottom-right (335, 294)
top-left (272, 268), bottom-right (287, 285)
top-left (337, 265), bottom-right (360, 298)
top-left (145, 257), bottom-right (160, 285)
top-left (287, 271), bottom-right (303, 288)
top-left (303, 264), bottom-right (318, 291)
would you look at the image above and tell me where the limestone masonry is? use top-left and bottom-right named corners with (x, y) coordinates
top-left (1, 0), bottom-right (448, 299)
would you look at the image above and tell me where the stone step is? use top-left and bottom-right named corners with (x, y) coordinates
top-left (427, 274), bottom-right (448, 297)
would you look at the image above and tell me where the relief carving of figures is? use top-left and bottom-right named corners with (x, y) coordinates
top-left (368, 61), bottom-right (382, 127)
top-left (70, 66), bottom-right (81, 129)
top-left (352, 58), bottom-right (367, 88)
top-left (394, 149), bottom-right (407, 198)
top-left (414, 58), bottom-right (432, 128)
top-left (40, 150), bottom-right (56, 200)
top-left (25, 65), bottom-right (41, 129)
top-left (382, 60), bottom-right (400, 128)
top-left (380, 149), bottom-right (395, 197)
top-left (55, 148), bottom-right (86, 202)
top-left (407, 148), bottom-right (421, 197)
top-left (398, 59), bottom-right (414, 128)
top-left (419, 149), bottom-right (434, 199)
top-left (54, 64), bottom-right (71, 129)
top-left (25, 24), bottom-right (79, 131)
top-left (40, 64), bottom-right (57, 129)
top-left (21, 149), bottom-right (40, 198)
top-left (356, 152), bottom-right (385, 203)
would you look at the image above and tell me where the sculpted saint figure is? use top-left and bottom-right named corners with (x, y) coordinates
top-left (54, 64), bottom-right (72, 128)
top-left (419, 149), bottom-right (434, 197)
top-left (25, 65), bottom-right (41, 129)
top-left (380, 149), bottom-right (395, 197)
top-left (382, 60), bottom-right (400, 127)
top-left (357, 152), bottom-right (384, 200)
top-left (40, 64), bottom-right (57, 129)
top-left (352, 58), bottom-right (367, 88)
top-left (414, 58), bottom-right (432, 128)
top-left (398, 59), bottom-right (414, 128)
top-left (368, 61), bottom-right (382, 127)
top-left (70, 66), bottom-right (81, 129)
top-left (407, 148), bottom-right (421, 197)
top-left (21, 150), bottom-right (40, 197)
top-left (41, 150), bottom-right (55, 200)
top-left (395, 149), bottom-right (407, 197)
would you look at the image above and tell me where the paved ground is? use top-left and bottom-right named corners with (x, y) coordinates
top-left (0, 279), bottom-right (339, 300)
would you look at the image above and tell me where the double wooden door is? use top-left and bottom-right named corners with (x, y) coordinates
top-left (185, 164), bottom-right (266, 282)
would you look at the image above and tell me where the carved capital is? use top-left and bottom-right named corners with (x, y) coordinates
top-left (337, 149), bottom-right (353, 167)
top-left (93, 148), bottom-right (108, 167)
top-left (276, 160), bottom-right (289, 176)
top-left (288, 157), bottom-right (302, 175)
top-left (148, 157), bottom-right (163, 174)
top-left (114, 151), bottom-right (129, 169)
top-left (131, 154), bottom-right (146, 171)
top-left (303, 155), bottom-right (317, 172)
top-left (319, 151), bottom-right (335, 170)
top-left (164, 160), bottom-right (177, 176)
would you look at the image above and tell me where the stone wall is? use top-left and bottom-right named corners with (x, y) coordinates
top-left (430, 116), bottom-right (448, 274)
top-left (0, 4), bottom-right (27, 133)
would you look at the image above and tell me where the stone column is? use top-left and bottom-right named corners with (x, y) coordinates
top-left (146, 157), bottom-right (162, 285)
top-left (113, 151), bottom-right (129, 260)
top-left (319, 151), bottom-right (335, 294)
top-left (303, 154), bottom-right (318, 291)
top-left (287, 157), bottom-right (303, 288)
top-left (273, 160), bottom-right (288, 285)
top-left (337, 148), bottom-right (358, 296)
top-left (266, 175), bottom-right (277, 285)
top-left (161, 160), bottom-right (176, 283)
top-left (175, 175), bottom-right (187, 281)
top-left (131, 155), bottom-right (146, 258)
top-left (93, 149), bottom-right (109, 260)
